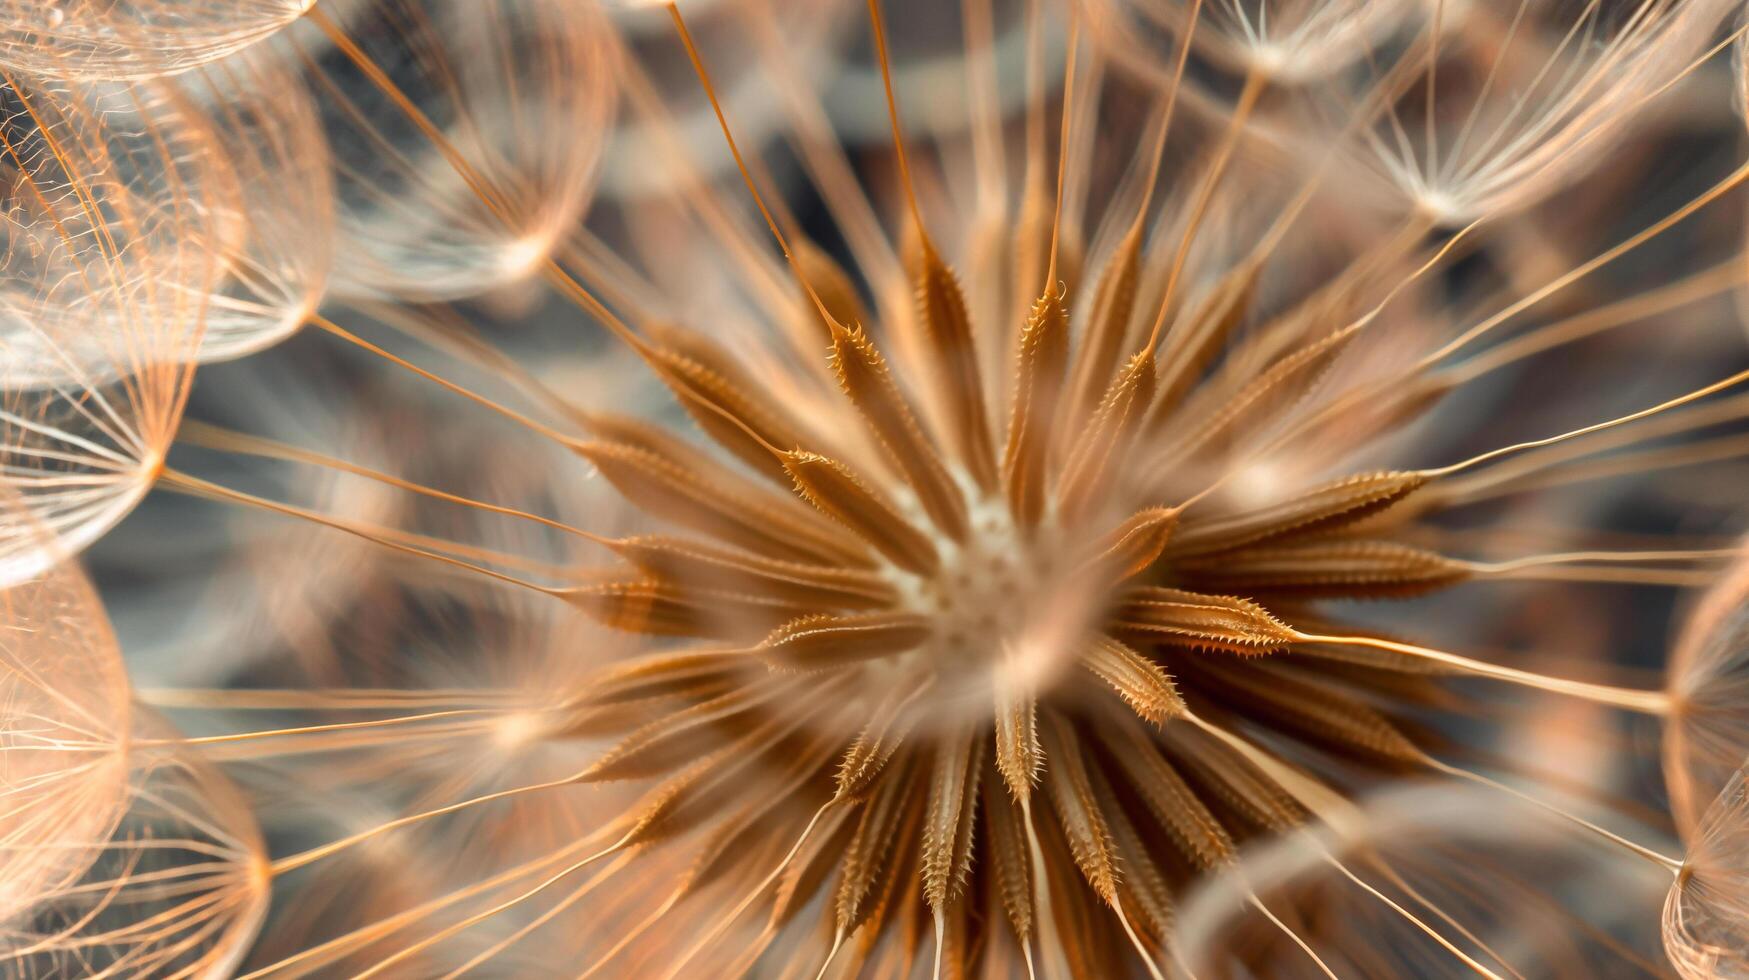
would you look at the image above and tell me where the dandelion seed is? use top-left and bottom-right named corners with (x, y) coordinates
top-left (1346, 0), bottom-right (1737, 221)
top-left (1666, 763), bottom-right (1749, 979)
top-left (172, 48), bottom-right (333, 363)
top-left (282, 0), bottom-right (617, 302)
top-left (1085, 0), bottom-right (1420, 85)
top-left (0, 712), bottom-right (269, 977)
top-left (0, 69), bottom-right (220, 583)
top-left (0, 539), bottom-right (266, 975)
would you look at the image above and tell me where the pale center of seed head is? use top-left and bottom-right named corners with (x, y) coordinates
top-left (491, 709), bottom-right (550, 753)
top-left (921, 507), bottom-right (1031, 657)
top-left (888, 484), bottom-right (1086, 693)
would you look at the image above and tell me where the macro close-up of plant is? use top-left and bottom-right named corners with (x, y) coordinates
top-left (6, 0), bottom-right (1749, 976)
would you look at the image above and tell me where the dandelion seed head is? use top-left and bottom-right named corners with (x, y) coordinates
top-left (3, 0), bottom-right (1749, 975)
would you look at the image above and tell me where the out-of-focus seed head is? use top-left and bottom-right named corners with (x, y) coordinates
top-left (0, 509), bottom-right (131, 923)
top-left (0, 0), bottom-right (313, 81)
top-left (1668, 538), bottom-right (1749, 835)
